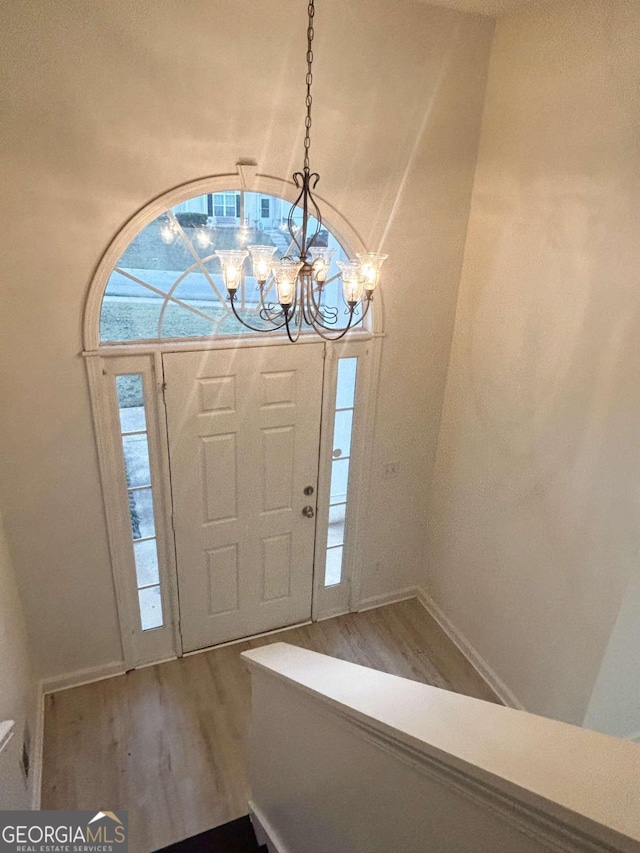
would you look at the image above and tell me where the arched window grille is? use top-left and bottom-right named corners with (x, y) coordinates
top-left (99, 190), bottom-right (352, 344)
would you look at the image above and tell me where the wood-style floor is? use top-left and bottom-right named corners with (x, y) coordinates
top-left (42, 599), bottom-right (500, 853)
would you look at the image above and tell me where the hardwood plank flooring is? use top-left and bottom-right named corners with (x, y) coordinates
top-left (42, 599), bottom-right (500, 853)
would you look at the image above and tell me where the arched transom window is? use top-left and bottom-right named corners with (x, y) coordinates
top-left (99, 190), bottom-right (351, 343)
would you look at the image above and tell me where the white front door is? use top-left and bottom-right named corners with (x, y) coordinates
top-left (163, 344), bottom-right (324, 651)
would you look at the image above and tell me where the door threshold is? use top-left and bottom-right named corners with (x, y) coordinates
top-left (182, 619), bottom-right (314, 657)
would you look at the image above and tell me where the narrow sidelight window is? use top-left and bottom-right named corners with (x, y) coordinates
top-left (324, 357), bottom-right (358, 586)
top-left (115, 374), bottom-right (164, 630)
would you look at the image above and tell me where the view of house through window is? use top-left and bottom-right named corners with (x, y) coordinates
top-left (100, 190), bottom-right (351, 343)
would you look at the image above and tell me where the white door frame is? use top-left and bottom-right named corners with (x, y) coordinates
top-left (86, 333), bottom-right (381, 668)
top-left (83, 168), bottom-right (385, 668)
top-left (85, 352), bottom-right (182, 667)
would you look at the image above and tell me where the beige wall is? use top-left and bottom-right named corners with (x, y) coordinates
top-left (0, 1), bottom-right (493, 679)
top-left (0, 509), bottom-right (37, 808)
top-left (428, 0), bottom-right (640, 724)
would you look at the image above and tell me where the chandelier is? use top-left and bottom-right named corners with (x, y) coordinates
top-left (214, 0), bottom-right (387, 342)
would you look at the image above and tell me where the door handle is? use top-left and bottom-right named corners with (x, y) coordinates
top-left (302, 505), bottom-right (315, 518)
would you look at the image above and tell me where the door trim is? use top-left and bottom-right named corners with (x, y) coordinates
top-left (312, 338), bottom-right (377, 620)
top-left (86, 353), bottom-right (180, 669)
top-left (87, 336), bottom-right (381, 668)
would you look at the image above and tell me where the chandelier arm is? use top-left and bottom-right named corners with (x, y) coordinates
top-left (308, 279), bottom-right (372, 337)
top-left (310, 291), bottom-right (359, 336)
top-left (308, 305), bottom-right (361, 341)
top-left (306, 278), bottom-right (344, 329)
top-left (229, 294), bottom-right (285, 333)
top-left (287, 179), bottom-right (306, 258)
top-left (259, 303), bottom-right (288, 326)
top-left (303, 173), bottom-right (323, 255)
top-left (256, 281), bottom-right (289, 327)
top-left (283, 306), bottom-right (302, 343)
top-left (282, 225), bottom-right (303, 259)
top-left (361, 294), bottom-right (373, 321)
top-left (303, 276), bottom-right (330, 328)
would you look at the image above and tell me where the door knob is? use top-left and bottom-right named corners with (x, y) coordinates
top-left (303, 485), bottom-right (314, 495)
top-left (302, 505), bottom-right (315, 518)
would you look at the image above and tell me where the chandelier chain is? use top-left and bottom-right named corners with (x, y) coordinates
top-left (303, 0), bottom-right (315, 171)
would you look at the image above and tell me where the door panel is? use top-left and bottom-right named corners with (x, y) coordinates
top-left (163, 344), bottom-right (324, 651)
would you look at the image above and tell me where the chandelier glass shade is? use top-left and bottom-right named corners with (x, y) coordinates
top-left (215, 0), bottom-right (387, 342)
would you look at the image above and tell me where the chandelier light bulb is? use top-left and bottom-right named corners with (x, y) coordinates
top-left (356, 252), bottom-right (388, 292)
top-left (215, 250), bottom-right (248, 295)
top-left (273, 259), bottom-right (303, 306)
top-left (338, 261), bottom-right (364, 306)
top-left (248, 245), bottom-right (277, 285)
top-left (309, 247), bottom-right (336, 284)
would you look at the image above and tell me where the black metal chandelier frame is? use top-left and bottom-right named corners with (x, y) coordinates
top-left (216, 0), bottom-right (387, 343)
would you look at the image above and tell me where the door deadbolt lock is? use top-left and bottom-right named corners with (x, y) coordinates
top-left (303, 485), bottom-right (314, 495)
top-left (302, 505), bottom-right (315, 518)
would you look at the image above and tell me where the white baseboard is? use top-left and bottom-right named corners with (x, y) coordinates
top-left (356, 586), bottom-right (419, 612)
top-left (416, 588), bottom-right (525, 711)
top-left (40, 661), bottom-right (126, 695)
top-left (249, 800), bottom-right (291, 853)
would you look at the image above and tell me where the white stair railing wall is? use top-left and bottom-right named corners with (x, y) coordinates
top-left (243, 644), bottom-right (640, 853)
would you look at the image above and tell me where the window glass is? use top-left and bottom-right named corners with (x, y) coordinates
top-left (133, 539), bottom-right (160, 588)
top-left (138, 586), bottom-right (163, 631)
top-left (324, 357), bottom-right (358, 587)
top-left (129, 488), bottom-right (155, 540)
top-left (100, 191), bottom-right (351, 343)
top-left (325, 547), bottom-right (344, 587)
top-left (116, 373), bottom-right (164, 631)
top-left (122, 434), bottom-right (152, 488)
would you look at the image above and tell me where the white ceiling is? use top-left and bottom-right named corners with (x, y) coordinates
top-left (413, 0), bottom-right (538, 16)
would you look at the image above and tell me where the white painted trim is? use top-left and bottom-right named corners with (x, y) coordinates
top-left (84, 331), bottom-right (374, 359)
top-left (87, 355), bottom-right (177, 668)
top-left (86, 356), bottom-right (138, 667)
top-left (349, 335), bottom-right (383, 610)
top-left (249, 800), bottom-right (291, 853)
top-left (31, 693), bottom-right (44, 809)
top-left (416, 588), bottom-right (525, 711)
top-left (312, 340), bottom-right (375, 620)
top-left (40, 661), bottom-right (126, 695)
top-left (311, 343), bottom-right (339, 619)
top-left (154, 351), bottom-right (183, 659)
top-left (84, 331), bottom-right (383, 359)
top-left (356, 586), bottom-right (420, 612)
top-left (0, 720), bottom-right (14, 754)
